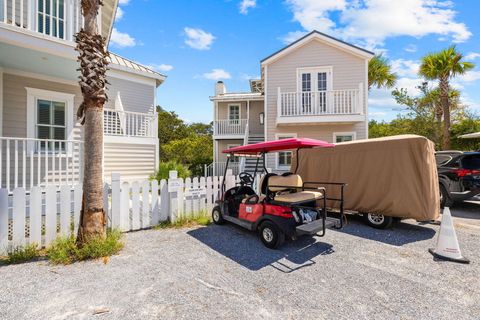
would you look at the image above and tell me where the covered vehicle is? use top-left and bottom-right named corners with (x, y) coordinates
top-left (212, 138), bottom-right (346, 249)
top-left (293, 135), bottom-right (440, 228)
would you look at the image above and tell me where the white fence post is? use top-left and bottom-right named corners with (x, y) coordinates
top-left (159, 179), bottom-right (169, 222)
top-left (73, 184), bottom-right (82, 235)
top-left (141, 180), bottom-right (150, 228)
top-left (12, 188), bottom-right (26, 247)
top-left (0, 189), bottom-right (8, 254)
top-left (45, 186), bottom-right (57, 246)
top-left (120, 181), bottom-right (130, 231)
top-left (60, 185), bottom-right (71, 237)
top-left (111, 173), bottom-right (121, 229)
top-left (29, 187), bottom-right (42, 247)
top-left (151, 180), bottom-right (159, 225)
top-left (131, 182), bottom-right (141, 230)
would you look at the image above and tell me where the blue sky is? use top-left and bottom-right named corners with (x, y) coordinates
top-left (110, 0), bottom-right (480, 124)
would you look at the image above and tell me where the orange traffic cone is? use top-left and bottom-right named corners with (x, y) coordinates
top-left (429, 207), bottom-right (470, 264)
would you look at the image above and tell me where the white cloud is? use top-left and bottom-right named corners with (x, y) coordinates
top-left (465, 52), bottom-right (480, 60)
top-left (280, 30), bottom-right (308, 44)
top-left (184, 27), bottom-right (215, 50)
top-left (203, 69), bottom-right (231, 80)
top-left (239, 0), bottom-right (256, 14)
top-left (110, 28), bottom-right (136, 47)
top-left (404, 44), bottom-right (417, 53)
top-left (390, 59), bottom-right (420, 78)
top-left (148, 64), bottom-right (174, 72)
top-left (369, 111), bottom-right (387, 118)
top-left (457, 70), bottom-right (480, 83)
top-left (284, 0), bottom-right (471, 48)
top-left (115, 7), bottom-right (124, 20)
top-left (118, 0), bottom-right (130, 4)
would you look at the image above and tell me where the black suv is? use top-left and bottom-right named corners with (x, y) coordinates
top-left (435, 151), bottom-right (480, 207)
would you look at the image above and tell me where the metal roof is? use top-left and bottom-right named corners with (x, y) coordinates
top-left (108, 52), bottom-right (166, 84)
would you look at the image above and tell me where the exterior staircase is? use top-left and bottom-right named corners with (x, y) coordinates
top-left (243, 134), bottom-right (265, 175)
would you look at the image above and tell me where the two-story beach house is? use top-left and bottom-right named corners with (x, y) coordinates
top-left (0, 0), bottom-right (164, 193)
top-left (208, 31), bottom-right (374, 176)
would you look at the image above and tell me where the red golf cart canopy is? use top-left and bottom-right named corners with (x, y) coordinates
top-left (223, 138), bottom-right (334, 155)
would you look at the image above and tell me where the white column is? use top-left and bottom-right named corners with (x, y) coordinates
top-left (67, 0), bottom-right (74, 40)
top-left (277, 87), bottom-right (281, 117)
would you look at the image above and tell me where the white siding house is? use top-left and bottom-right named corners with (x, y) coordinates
top-left (208, 31), bottom-right (374, 176)
top-left (0, 0), bottom-right (165, 192)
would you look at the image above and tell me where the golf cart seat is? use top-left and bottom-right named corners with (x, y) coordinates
top-left (267, 174), bottom-right (323, 204)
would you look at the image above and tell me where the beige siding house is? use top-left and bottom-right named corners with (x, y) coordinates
top-left (208, 31), bottom-right (373, 175)
top-left (0, 0), bottom-right (165, 192)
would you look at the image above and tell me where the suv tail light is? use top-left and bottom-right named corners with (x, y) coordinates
top-left (450, 168), bottom-right (480, 177)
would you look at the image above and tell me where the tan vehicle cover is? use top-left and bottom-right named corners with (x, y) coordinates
top-left (293, 135), bottom-right (440, 221)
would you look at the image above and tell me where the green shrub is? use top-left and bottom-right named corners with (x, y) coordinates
top-left (47, 230), bottom-right (124, 265)
top-left (4, 243), bottom-right (40, 264)
top-left (155, 211), bottom-right (211, 229)
top-left (151, 160), bottom-right (191, 181)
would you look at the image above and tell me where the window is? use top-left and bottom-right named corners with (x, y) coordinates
top-left (37, 99), bottom-right (66, 150)
top-left (334, 132), bottom-right (356, 143)
top-left (276, 134), bottom-right (296, 170)
top-left (38, 0), bottom-right (65, 39)
top-left (228, 104), bottom-right (240, 125)
top-left (227, 144), bottom-right (240, 163)
top-left (26, 88), bottom-right (74, 153)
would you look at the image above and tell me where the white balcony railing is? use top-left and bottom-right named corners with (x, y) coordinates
top-left (0, 137), bottom-right (83, 193)
top-left (104, 109), bottom-right (157, 138)
top-left (204, 162), bottom-right (240, 177)
top-left (278, 87), bottom-right (362, 117)
top-left (0, 0), bottom-right (99, 41)
top-left (213, 119), bottom-right (248, 136)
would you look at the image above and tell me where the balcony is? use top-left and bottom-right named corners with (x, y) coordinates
top-left (277, 86), bottom-right (365, 124)
top-left (0, 0), bottom-right (93, 41)
top-left (103, 109), bottom-right (158, 138)
top-left (0, 137), bottom-right (83, 193)
top-left (213, 119), bottom-right (248, 138)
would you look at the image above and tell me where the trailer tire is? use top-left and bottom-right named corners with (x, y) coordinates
top-left (440, 184), bottom-right (453, 208)
top-left (212, 206), bottom-right (225, 225)
top-left (259, 221), bottom-right (284, 249)
top-left (362, 213), bottom-right (393, 229)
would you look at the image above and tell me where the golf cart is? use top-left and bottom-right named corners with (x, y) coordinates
top-left (212, 138), bottom-right (346, 249)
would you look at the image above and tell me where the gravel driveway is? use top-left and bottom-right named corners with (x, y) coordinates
top-left (0, 202), bottom-right (479, 320)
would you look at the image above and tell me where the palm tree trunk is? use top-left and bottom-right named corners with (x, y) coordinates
top-left (439, 77), bottom-right (451, 150)
top-left (76, 0), bottom-right (109, 243)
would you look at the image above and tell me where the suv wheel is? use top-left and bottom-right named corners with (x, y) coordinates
top-left (439, 184), bottom-right (454, 208)
top-left (362, 213), bottom-right (393, 229)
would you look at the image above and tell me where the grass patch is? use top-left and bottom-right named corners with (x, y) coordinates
top-left (2, 243), bottom-right (41, 265)
top-left (155, 213), bottom-right (211, 229)
top-left (47, 230), bottom-right (124, 265)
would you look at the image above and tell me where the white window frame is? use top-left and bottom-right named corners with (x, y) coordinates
top-left (26, 87), bottom-right (75, 153)
top-left (275, 133), bottom-right (297, 170)
top-left (228, 104), bottom-right (241, 125)
top-left (333, 132), bottom-right (356, 143)
top-left (296, 66), bottom-right (333, 92)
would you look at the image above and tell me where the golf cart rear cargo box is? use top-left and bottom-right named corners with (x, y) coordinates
top-left (293, 135), bottom-right (440, 221)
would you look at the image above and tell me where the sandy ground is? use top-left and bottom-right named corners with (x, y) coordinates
top-left (0, 201), bottom-right (479, 320)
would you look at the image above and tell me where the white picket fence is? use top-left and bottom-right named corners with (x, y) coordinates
top-left (0, 171), bottom-right (254, 255)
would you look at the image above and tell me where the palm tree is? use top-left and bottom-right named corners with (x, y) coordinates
top-left (419, 46), bottom-right (474, 149)
top-left (368, 54), bottom-right (397, 90)
top-left (75, 0), bottom-right (109, 243)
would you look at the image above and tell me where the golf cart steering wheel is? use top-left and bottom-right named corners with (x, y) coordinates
top-left (239, 172), bottom-right (254, 186)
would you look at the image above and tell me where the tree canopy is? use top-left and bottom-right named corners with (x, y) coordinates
top-left (368, 54), bottom-right (397, 90)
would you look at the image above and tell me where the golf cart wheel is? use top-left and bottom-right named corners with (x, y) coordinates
top-left (259, 221), bottom-right (284, 249)
top-left (439, 184), bottom-right (453, 208)
top-left (362, 213), bottom-right (393, 229)
top-left (212, 206), bottom-right (225, 225)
